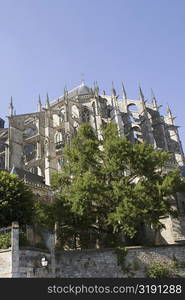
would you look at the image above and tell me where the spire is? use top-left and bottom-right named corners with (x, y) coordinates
top-left (166, 103), bottom-right (176, 123)
top-left (9, 96), bottom-right (14, 116)
top-left (139, 85), bottom-right (145, 102)
top-left (37, 94), bottom-right (42, 112)
top-left (94, 81), bottom-right (99, 97)
top-left (139, 85), bottom-right (147, 111)
top-left (151, 88), bottom-right (158, 108)
top-left (39, 94), bottom-right (42, 105)
top-left (122, 82), bottom-right (127, 100)
top-left (111, 82), bottom-right (120, 109)
top-left (64, 86), bottom-right (69, 109)
top-left (167, 103), bottom-right (173, 118)
top-left (46, 93), bottom-right (50, 109)
top-left (96, 81), bottom-right (99, 92)
top-left (151, 89), bottom-right (162, 110)
top-left (81, 73), bottom-right (85, 85)
top-left (64, 85), bottom-right (68, 99)
top-left (111, 81), bottom-right (116, 97)
top-left (64, 86), bottom-right (69, 121)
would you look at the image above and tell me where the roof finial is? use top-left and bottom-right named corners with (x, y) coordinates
top-left (139, 85), bottom-right (147, 111)
top-left (9, 96), bottom-right (14, 116)
top-left (46, 93), bottom-right (50, 109)
top-left (122, 82), bottom-right (127, 100)
top-left (39, 94), bottom-right (42, 104)
top-left (81, 73), bottom-right (85, 85)
top-left (64, 85), bottom-right (68, 98)
top-left (139, 85), bottom-right (145, 102)
top-left (64, 85), bottom-right (69, 104)
top-left (166, 104), bottom-right (176, 123)
top-left (111, 81), bottom-right (116, 97)
top-left (38, 94), bottom-right (42, 112)
top-left (151, 88), bottom-right (158, 107)
top-left (94, 81), bottom-right (99, 97)
top-left (167, 103), bottom-right (173, 118)
top-left (151, 88), bottom-right (155, 98)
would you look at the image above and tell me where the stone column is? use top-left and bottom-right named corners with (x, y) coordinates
top-left (44, 111), bottom-right (56, 185)
top-left (11, 222), bottom-right (19, 277)
top-left (50, 233), bottom-right (56, 278)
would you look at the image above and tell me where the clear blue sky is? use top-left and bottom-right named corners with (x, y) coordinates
top-left (0, 0), bottom-right (185, 148)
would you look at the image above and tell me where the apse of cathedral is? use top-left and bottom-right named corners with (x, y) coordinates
top-left (0, 81), bottom-right (185, 244)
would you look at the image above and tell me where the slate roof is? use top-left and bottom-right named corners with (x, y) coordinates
top-left (67, 82), bottom-right (93, 97)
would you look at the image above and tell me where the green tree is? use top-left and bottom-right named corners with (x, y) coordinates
top-left (52, 124), bottom-right (106, 248)
top-left (0, 171), bottom-right (35, 227)
top-left (34, 199), bottom-right (55, 230)
top-left (52, 123), bottom-right (185, 249)
top-left (101, 123), bottom-right (184, 238)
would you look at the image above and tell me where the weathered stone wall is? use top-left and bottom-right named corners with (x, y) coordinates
top-left (19, 248), bottom-right (54, 278)
top-left (1, 223), bottom-right (185, 278)
top-left (0, 249), bottom-right (12, 277)
top-left (16, 244), bottom-right (185, 278)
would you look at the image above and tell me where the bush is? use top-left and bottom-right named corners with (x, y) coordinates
top-left (146, 262), bottom-right (175, 278)
top-left (0, 232), bottom-right (11, 249)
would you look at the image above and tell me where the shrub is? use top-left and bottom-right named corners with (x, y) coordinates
top-left (0, 232), bottom-right (11, 249)
top-left (146, 262), bottom-right (175, 278)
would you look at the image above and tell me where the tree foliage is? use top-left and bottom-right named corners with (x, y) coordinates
top-left (0, 171), bottom-right (35, 227)
top-left (52, 123), bottom-right (185, 249)
top-left (34, 199), bottom-right (55, 230)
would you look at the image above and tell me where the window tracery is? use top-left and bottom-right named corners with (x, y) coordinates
top-left (81, 106), bottom-right (90, 123)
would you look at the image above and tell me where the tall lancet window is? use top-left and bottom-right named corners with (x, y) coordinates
top-left (55, 131), bottom-right (63, 144)
top-left (55, 130), bottom-right (64, 151)
top-left (81, 106), bottom-right (90, 123)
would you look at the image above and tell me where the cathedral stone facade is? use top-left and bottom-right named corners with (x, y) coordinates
top-left (0, 81), bottom-right (185, 244)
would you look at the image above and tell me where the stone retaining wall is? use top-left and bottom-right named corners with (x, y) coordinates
top-left (0, 249), bottom-right (12, 277)
top-left (1, 222), bottom-right (185, 277)
top-left (17, 244), bottom-right (185, 278)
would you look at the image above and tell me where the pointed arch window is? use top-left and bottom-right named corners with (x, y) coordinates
top-left (55, 130), bottom-right (65, 151)
top-left (72, 105), bottom-right (79, 119)
top-left (55, 131), bottom-right (63, 144)
top-left (81, 106), bottom-right (90, 123)
top-left (23, 142), bottom-right (37, 162)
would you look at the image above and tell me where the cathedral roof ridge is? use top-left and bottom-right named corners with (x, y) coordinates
top-left (68, 82), bottom-right (92, 96)
top-left (50, 82), bottom-right (93, 106)
top-left (8, 112), bottom-right (41, 118)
